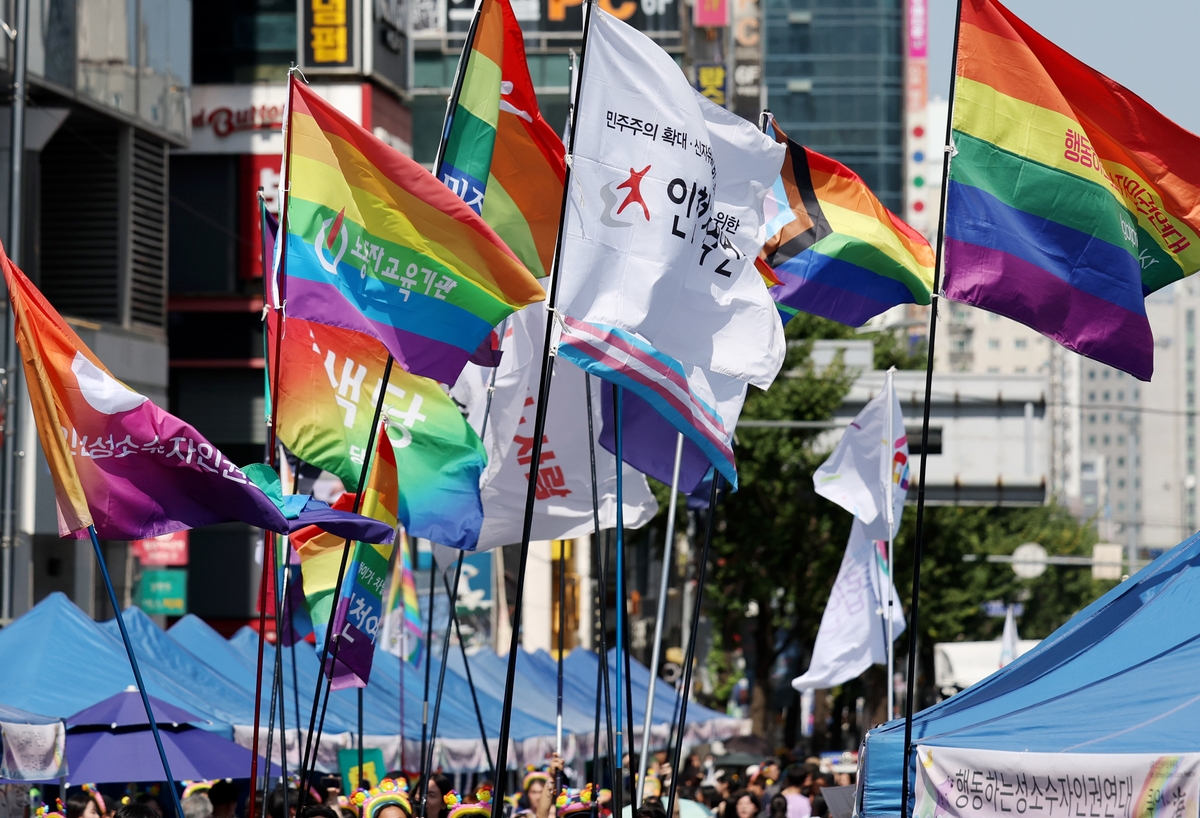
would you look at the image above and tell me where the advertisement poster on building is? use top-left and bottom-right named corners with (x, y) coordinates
top-left (300, 0), bottom-right (361, 72)
top-left (730, 0), bottom-right (762, 121)
top-left (694, 62), bottom-right (728, 107)
top-left (905, 0), bottom-right (930, 238)
top-left (369, 0), bottom-right (409, 91)
top-left (132, 531), bottom-right (190, 567)
top-left (138, 569), bottom-right (188, 616)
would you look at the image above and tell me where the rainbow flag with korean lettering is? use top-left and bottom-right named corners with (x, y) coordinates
top-left (944, 0), bottom-right (1200, 380)
top-left (282, 80), bottom-right (544, 385)
top-left (760, 119), bottom-right (935, 327)
top-left (439, 0), bottom-right (566, 277)
top-left (292, 422), bottom-right (398, 689)
top-left (271, 316), bottom-right (485, 550)
top-left (381, 531), bottom-right (423, 665)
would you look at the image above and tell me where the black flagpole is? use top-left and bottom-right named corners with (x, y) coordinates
top-left (585, 374), bottom-right (616, 795)
top-left (419, 553), bottom-right (466, 817)
top-left (488, 0), bottom-right (600, 812)
top-left (664, 476), bottom-right (720, 818)
top-left (899, 1), bottom-right (963, 816)
top-left (418, 556), bottom-right (438, 787)
top-left (444, 569), bottom-right (497, 778)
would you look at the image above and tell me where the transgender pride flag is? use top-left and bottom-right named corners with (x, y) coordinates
top-left (556, 316), bottom-right (745, 492)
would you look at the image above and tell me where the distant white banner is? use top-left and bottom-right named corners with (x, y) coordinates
top-left (914, 745), bottom-right (1200, 818)
top-left (0, 721), bottom-right (66, 781)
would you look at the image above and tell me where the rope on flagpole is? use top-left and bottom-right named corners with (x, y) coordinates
top-left (664, 475), bottom-right (720, 818)
top-left (89, 525), bottom-right (185, 818)
top-left (900, 1), bottom-right (963, 814)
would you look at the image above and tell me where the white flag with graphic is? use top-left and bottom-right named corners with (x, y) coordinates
top-left (792, 519), bottom-right (907, 691)
top-left (556, 8), bottom-right (786, 390)
top-left (452, 299), bottom-right (658, 551)
top-left (999, 604), bottom-right (1019, 668)
top-left (813, 371), bottom-right (910, 540)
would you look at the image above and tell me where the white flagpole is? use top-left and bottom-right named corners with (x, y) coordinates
top-left (884, 366), bottom-right (897, 720)
top-left (636, 432), bottom-right (684, 806)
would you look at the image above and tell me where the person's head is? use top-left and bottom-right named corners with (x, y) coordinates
top-left (634, 802), bottom-right (667, 818)
top-left (700, 787), bottom-right (720, 810)
top-left (114, 805), bottom-right (160, 818)
top-left (183, 795), bottom-right (214, 818)
top-left (361, 780), bottom-right (413, 818)
top-left (268, 787), bottom-right (313, 818)
top-left (303, 807), bottom-right (341, 818)
top-left (769, 795), bottom-right (787, 818)
top-left (833, 773), bottom-right (852, 788)
top-left (209, 782), bottom-right (240, 818)
top-left (731, 791), bottom-right (759, 818)
top-left (426, 775), bottom-right (454, 818)
top-left (784, 765), bottom-right (809, 791)
top-left (522, 771), bottom-right (551, 807)
top-left (136, 794), bottom-right (163, 818)
top-left (761, 760), bottom-right (781, 783)
top-left (66, 792), bottom-right (102, 818)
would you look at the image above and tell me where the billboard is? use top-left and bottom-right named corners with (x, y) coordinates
top-left (299, 0), bottom-right (361, 73)
top-left (440, 0), bottom-right (680, 40)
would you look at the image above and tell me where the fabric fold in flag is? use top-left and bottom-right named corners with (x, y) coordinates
top-left (280, 80), bottom-right (544, 385)
top-left (439, 0), bottom-right (566, 278)
top-left (271, 316), bottom-right (485, 550)
top-left (942, 0), bottom-right (1200, 380)
top-left (293, 423), bottom-right (399, 689)
top-left (557, 315), bottom-right (745, 491)
top-left (0, 242), bottom-right (391, 543)
top-left (760, 120), bottom-right (934, 327)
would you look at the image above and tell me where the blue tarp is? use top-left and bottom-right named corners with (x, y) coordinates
top-left (0, 593), bottom-right (236, 734)
top-left (861, 531), bottom-right (1200, 817)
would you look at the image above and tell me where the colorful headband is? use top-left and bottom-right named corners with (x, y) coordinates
top-left (446, 787), bottom-right (492, 818)
top-left (640, 776), bottom-right (662, 799)
top-left (523, 767), bottom-right (552, 791)
top-left (358, 779), bottom-right (413, 818)
top-left (81, 785), bottom-right (106, 815)
top-left (182, 782), bottom-right (215, 801)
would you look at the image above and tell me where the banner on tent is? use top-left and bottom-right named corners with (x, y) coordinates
top-left (0, 722), bottom-right (66, 780)
top-left (914, 746), bottom-right (1200, 818)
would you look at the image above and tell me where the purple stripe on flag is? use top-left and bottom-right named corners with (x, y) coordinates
top-left (286, 275), bottom-right (471, 384)
top-left (599, 386), bottom-right (712, 494)
top-left (325, 596), bottom-right (374, 690)
top-left (943, 238), bottom-right (1154, 380)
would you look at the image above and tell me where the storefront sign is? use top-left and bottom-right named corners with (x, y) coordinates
top-left (300, 0), bottom-right (360, 72)
top-left (132, 530), bottom-right (190, 566)
top-left (185, 84), bottom-right (365, 154)
top-left (915, 745), bottom-right (1200, 818)
top-left (138, 569), bottom-right (188, 615)
top-left (694, 62), bottom-right (728, 107)
top-left (730, 0), bottom-right (762, 121)
top-left (693, 0), bottom-right (727, 28)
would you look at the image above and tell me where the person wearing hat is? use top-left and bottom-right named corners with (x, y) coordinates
top-left (355, 779), bottom-right (414, 818)
top-left (443, 787), bottom-right (493, 818)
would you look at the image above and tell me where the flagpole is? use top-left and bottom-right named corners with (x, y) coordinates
top-left (298, 390), bottom-right (393, 793)
top-left (89, 525), bottom-right (186, 818)
top-left (585, 374), bottom-right (616, 794)
top-left (900, 2), bottom-right (962, 816)
top-left (418, 552), bottom-right (437, 796)
top-left (635, 432), bottom-right (683, 806)
top-left (884, 367), bottom-right (896, 721)
top-left (445, 569), bottom-right (496, 778)
top-left (488, 0), bottom-right (600, 811)
top-left (420, 553), bottom-right (466, 817)
top-left (612, 386), bottom-right (626, 818)
top-left (664, 476), bottom-right (720, 818)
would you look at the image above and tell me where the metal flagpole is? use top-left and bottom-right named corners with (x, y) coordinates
top-left (585, 374), bottom-right (616, 792)
top-left (89, 526), bottom-right (185, 818)
top-left (900, 1), bottom-right (962, 815)
top-left (613, 386), bottom-right (626, 818)
top-left (488, 0), bottom-right (599, 811)
top-left (884, 367), bottom-right (896, 720)
top-left (635, 433), bottom-right (683, 806)
top-left (419, 554), bottom-right (466, 817)
top-left (664, 476), bottom-right (720, 818)
top-left (444, 570), bottom-right (496, 778)
top-left (418, 554), bottom-right (437, 786)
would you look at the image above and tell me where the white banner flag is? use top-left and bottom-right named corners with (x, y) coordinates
top-left (791, 519), bottom-right (905, 691)
top-left (0, 721), bottom-right (66, 781)
top-left (557, 8), bottom-right (786, 390)
top-left (915, 745), bottom-right (1200, 818)
top-left (453, 300), bottom-right (658, 551)
top-left (813, 371), bottom-right (910, 540)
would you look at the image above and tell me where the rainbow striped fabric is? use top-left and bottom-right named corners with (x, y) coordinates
top-left (944, 0), bottom-right (1200, 380)
top-left (382, 531), bottom-right (423, 665)
top-left (282, 80), bottom-right (544, 385)
top-left (760, 121), bottom-right (935, 327)
top-left (440, 0), bottom-right (566, 278)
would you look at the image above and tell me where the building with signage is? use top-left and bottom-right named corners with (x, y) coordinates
top-left (0, 0), bottom-right (189, 625)
top-left (167, 2), bottom-right (414, 626)
top-left (762, 0), bottom-right (904, 212)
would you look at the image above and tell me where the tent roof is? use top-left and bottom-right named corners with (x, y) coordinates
top-left (862, 531), bottom-right (1200, 817)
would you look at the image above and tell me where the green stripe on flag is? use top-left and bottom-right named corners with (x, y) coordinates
top-left (457, 51), bottom-right (502, 131)
top-left (482, 175), bottom-right (546, 277)
top-left (445, 106), bottom-right (499, 185)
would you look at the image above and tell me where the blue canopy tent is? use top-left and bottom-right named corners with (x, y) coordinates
top-left (0, 594), bottom-right (238, 733)
top-left (861, 531), bottom-right (1200, 817)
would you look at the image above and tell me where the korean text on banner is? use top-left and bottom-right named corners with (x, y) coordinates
top-left (914, 746), bottom-right (1200, 818)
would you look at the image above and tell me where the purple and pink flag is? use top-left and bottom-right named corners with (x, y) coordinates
top-left (2, 242), bottom-right (394, 545)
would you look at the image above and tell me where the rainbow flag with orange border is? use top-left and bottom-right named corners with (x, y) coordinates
top-left (759, 120), bottom-right (935, 327)
top-left (439, 0), bottom-right (566, 278)
top-left (282, 80), bottom-right (544, 385)
top-left (944, 0), bottom-right (1200, 380)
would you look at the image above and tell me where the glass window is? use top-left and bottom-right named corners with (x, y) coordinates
top-left (987, 338), bottom-right (1000, 349)
top-left (1014, 338), bottom-right (1028, 349)
top-left (77, 0), bottom-right (137, 115)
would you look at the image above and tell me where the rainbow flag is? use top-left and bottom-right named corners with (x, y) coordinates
top-left (760, 120), bottom-right (935, 327)
top-left (439, 0), bottom-right (566, 277)
top-left (944, 0), bottom-right (1200, 380)
top-left (381, 531), bottom-right (423, 665)
top-left (293, 423), bottom-right (398, 689)
top-left (281, 80), bottom-right (544, 385)
top-left (272, 316), bottom-right (485, 549)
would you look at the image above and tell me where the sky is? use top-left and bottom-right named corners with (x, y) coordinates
top-left (926, 0), bottom-right (1200, 134)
